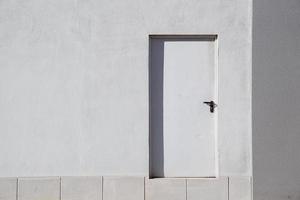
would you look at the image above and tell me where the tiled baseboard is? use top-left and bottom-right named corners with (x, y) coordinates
top-left (0, 176), bottom-right (252, 200)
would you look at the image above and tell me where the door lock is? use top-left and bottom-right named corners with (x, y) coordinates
top-left (203, 101), bottom-right (217, 113)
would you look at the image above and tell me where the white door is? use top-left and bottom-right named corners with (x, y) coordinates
top-left (161, 38), bottom-right (218, 177)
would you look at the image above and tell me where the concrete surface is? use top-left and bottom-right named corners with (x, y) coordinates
top-left (229, 177), bottom-right (252, 200)
top-left (0, 178), bottom-right (17, 200)
top-left (253, 0), bottom-right (300, 199)
top-left (187, 177), bottom-right (228, 200)
top-left (0, 176), bottom-right (251, 200)
top-left (0, 0), bottom-right (252, 177)
top-left (18, 177), bottom-right (60, 200)
top-left (61, 177), bottom-right (102, 200)
top-left (145, 178), bottom-right (186, 200)
top-left (103, 177), bottom-right (144, 200)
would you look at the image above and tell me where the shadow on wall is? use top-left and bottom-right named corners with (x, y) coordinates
top-left (253, 0), bottom-right (300, 199)
top-left (149, 38), bottom-right (165, 178)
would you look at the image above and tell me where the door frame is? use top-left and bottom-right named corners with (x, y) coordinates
top-left (148, 34), bottom-right (219, 178)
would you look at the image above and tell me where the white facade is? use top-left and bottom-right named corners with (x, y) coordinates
top-left (0, 0), bottom-right (252, 199)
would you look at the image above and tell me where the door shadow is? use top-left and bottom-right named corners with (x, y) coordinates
top-left (149, 38), bottom-right (165, 178)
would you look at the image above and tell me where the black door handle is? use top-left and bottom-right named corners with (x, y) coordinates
top-left (203, 101), bottom-right (217, 113)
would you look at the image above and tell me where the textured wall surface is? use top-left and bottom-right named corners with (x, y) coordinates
top-left (0, 0), bottom-right (252, 176)
top-left (253, 0), bottom-right (300, 199)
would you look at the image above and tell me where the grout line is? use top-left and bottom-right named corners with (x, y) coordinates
top-left (144, 177), bottom-right (146, 200)
top-left (60, 177), bottom-right (62, 200)
top-left (251, 177), bottom-right (253, 200)
top-left (227, 177), bottom-right (230, 200)
top-left (16, 178), bottom-right (18, 200)
top-left (101, 176), bottom-right (104, 200)
top-left (185, 179), bottom-right (188, 200)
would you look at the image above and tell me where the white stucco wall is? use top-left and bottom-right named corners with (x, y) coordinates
top-left (0, 0), bottom-right (252, 177)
